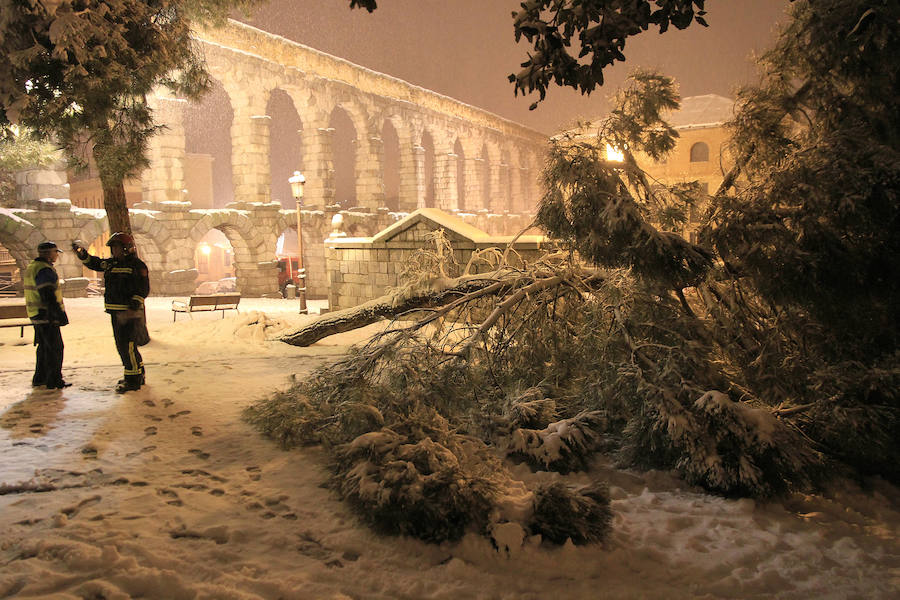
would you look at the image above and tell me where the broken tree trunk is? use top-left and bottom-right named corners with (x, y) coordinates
top-left (275, 272), bottom-right (520, 347)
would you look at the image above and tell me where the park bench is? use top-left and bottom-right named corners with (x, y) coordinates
top-left (0, 303), bottom-right (32, 337)
top-left (172, 293), bottom-right (241, 321)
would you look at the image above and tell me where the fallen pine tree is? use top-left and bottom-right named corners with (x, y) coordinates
top-left (248, 49), bottom-right (899, 544)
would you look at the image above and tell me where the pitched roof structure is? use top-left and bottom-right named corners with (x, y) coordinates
top-left (561, 94), bottom-right (735, 139)
top-left (667, 94), bottom-right (735, 130)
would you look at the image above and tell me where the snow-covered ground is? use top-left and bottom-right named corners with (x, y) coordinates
top-left (1, 297), bottom-right (897, 599)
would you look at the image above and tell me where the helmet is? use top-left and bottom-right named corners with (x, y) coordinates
top-left (106, 232), bottom-right (135, 251)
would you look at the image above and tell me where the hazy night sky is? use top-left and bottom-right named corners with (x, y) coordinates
top-left (239, 0), bottom-right (792, 134)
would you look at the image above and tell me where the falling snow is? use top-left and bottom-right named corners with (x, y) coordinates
top-left (1, 297), bottom-right (897, 599)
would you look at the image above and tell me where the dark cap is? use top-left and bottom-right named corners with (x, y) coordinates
top-left (37, 241), bottom-right (62, 253)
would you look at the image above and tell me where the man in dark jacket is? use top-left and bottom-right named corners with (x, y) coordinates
top-left (24, 241), bottom-right (70, 389)
top-left (72, 232), bottom-right (150, 393)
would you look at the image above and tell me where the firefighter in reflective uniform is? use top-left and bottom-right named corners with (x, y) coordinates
top-left (72, 233), bottom-right (150, 393)
top-left (24, 241), bottom-right (70, 389)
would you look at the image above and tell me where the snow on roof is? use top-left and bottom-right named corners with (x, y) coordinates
top-left (563, 94), bottom-right (735, 138)
top-left (667, 94), bottom-right (735, 129)
top-left (372, 208), bottom-right (492, 244)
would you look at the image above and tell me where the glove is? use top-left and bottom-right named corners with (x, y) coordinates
top-left (129, 299), bottom-right (143, 311)
top-left (70, 241), bottom-right (87, 259)
top-left (48, 304), bottom-right (69, 326)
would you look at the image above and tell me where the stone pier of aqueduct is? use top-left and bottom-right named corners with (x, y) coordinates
top-left (1, 20), bottom-right (547, 299)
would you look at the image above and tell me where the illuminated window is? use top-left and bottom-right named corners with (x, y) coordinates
top-left (690, 142), bottom-right (709, 162)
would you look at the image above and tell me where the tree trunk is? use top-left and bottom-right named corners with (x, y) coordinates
top-left (276, 275), bottom-right (511, 347)
top-left (101, 176), bottom-right (131, 235)
top-left (93, 144), bottom-right (133, 235)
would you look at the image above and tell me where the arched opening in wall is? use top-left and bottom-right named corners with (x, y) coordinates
top-left (519, 155), bottom-right (532, 213)
top-left (381, 120), bottom-right (401, 211)
top-left (0, 240), bottom-right (19, 293)
top-left (500, 149), bottom-right (512, 212)
top-left (329, 107), bottom-right (357, 209)
top-left (276, 227), bottom-right (301, 297)
top-left (74, 229), bottom-right (111, 284)
top-left (480, 143), bottom-right (491, 211)
top-left (193, 229), bottom-right (235, 294)
top-left (454, 139), bottom-right (465, 211)
top-left (184, 78), bottom-right (233, 208)
top-left (267, 89), bottom-right (303, 209)
top-left (131, 232), bottom-right (165, 295)
top-left (690, 142), bottom-right (710, 163)
top-left (421, 131), bottom-right (436, 209)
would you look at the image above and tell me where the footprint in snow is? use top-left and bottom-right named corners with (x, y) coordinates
top-left (191, 426), bottom-right (203, 437)
top-left (144, 426), bottom-right (157, 436)
top-left (182, 468), bottom-right (227, 483)
top-left (125, 445), bottom-right (156, 459)
top-left (157, 488), bottom-right (183, 506)
top-left (61, 494), bottom-right (102, 518)
top-left (189, 448), bottom-right (210, 460)
top-left (169, 410), bottom-right (191, 420)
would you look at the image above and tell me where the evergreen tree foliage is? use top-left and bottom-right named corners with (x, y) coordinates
top-left (510, 0), bottom-right (707, 108)
top-left (0, 126), bottom-right (60, 206)
top-left (0, 0), bottom-right (260, 232)
top-left (537, 0), bottom-right (900, 483)
top-left (249, 0), bottom-right (898, 544)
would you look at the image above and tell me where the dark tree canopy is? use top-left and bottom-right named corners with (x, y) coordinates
top-left (509, 0), bottom-right (707, 107)
top-left (0, 0), bottom-right (260, 234)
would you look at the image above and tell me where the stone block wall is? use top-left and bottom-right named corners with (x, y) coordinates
top-left (326, 218), bottom-right (546, 311)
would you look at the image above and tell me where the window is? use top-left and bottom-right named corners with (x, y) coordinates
top-left (690, 142), bottom-right (709, 163)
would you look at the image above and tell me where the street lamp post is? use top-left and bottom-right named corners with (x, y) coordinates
top-left (289, 171), bottom-right (308, 314)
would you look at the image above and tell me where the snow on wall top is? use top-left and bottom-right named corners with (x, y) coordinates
top-left (194, 20), bottom-right (547, 143)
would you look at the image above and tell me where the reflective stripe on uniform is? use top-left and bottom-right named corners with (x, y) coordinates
top-left (125, 342), bottom-right (141, 375)
top-left (23, 260), bottom-right (64, 318)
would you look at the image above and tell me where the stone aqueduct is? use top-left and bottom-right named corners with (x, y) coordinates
top-left (1, 20), bottom-right (547, 298)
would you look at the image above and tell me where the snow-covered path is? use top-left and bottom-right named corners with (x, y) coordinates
top-left (1, 298), bottom-right (898, 599)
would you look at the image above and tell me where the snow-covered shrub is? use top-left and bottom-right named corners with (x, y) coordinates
top-left (242, 387), bottom-right (325, 449)
top-left (507, 410), bottom-right (610, 473)
top-left (330, 421), bottom-right (500, 542)
top-left (623, 390), bottom-right (821, 497)
top-left (799, 356), bottom-right (900, 482)
top-left (505, 387), bottom-right (557, 429)
top-left (528, 481), bottom-right (612, 545)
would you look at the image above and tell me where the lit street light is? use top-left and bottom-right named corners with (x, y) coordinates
top-left (288, 170), bottom-right (308, 314)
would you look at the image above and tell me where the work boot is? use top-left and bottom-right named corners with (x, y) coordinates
top-left (118, 374), bottom-right (146, 386)
top-left (115, 378), bottom-right (141, 394)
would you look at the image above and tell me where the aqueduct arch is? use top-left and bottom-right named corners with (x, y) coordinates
top-left (141, 19), bottom-right (546, 214)
top-left (6, 20), bottom-right (546, 299)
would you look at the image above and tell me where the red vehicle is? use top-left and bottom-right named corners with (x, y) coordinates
top-left (276, 256), bottom-right (304, 295)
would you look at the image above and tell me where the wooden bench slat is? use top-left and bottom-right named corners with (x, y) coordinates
top-left (0, 303), bottom-right (31, 337)
top-left (172, 294), bottom-right (241, 321)
top-left (0, 304), bottom-right (28, 319)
